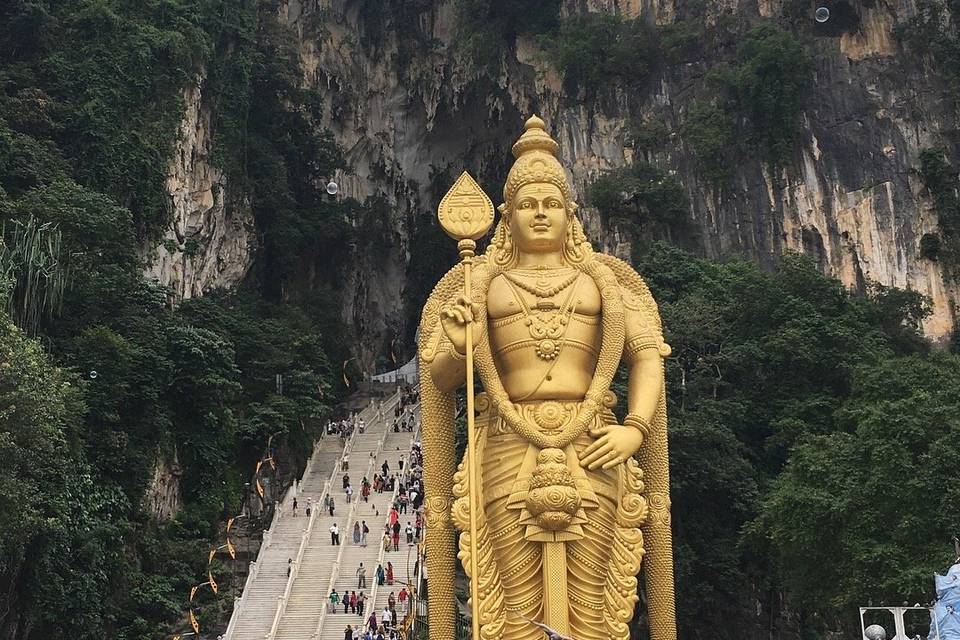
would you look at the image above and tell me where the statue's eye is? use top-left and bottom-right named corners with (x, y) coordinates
top-left (548, 200), bottom-right (562, 208)
top-left (519, 201), bottom-right (533, 209)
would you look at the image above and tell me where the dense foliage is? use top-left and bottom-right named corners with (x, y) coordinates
top-left (917, 148), bottom-right (960, 279)
top-left (0, 0), bottom-right (352, 637)
top-left (633, 244), bottom-right (956, 638)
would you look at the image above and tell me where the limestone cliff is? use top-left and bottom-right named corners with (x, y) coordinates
top-left (143, 75), bottom-right (256, 301)
top-left (266, 0), bottom-right (958, 361)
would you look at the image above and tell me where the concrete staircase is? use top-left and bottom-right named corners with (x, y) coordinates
top-left (315, 423), bottom-right (419, 640)
top-left (225, 390), bottom-right (406, 640)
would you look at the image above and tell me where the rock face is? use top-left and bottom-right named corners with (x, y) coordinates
top-left (272, 0), bottom-right (957, 356)
top-left (143, 76), bottom-right (255, 301)
top-left (144, 449), bottom-right (183, 522)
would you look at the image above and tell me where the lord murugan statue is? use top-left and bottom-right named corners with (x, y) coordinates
top-left (418, 116), bottom-right (676, 640)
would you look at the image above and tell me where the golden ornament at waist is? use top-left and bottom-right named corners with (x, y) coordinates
top-left (525, 448), bottom-right (580, 531)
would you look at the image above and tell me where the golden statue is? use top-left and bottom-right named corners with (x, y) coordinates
top-left (418, 116), bottom-right (676, 640)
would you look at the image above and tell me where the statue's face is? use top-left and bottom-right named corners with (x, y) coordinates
top-left (509, 183), bottom-right (567, 254)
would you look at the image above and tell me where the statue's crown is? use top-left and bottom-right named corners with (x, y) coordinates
top-left (502, 115), bottom-right (572, 208)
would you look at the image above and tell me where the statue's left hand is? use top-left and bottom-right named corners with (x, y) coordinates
top-left (580, 425), bottom-right (644, 470)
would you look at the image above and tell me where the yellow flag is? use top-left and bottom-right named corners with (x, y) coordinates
top-left (256, 478), bottom-right (264, 498)
top-left (209, 571), bottom-right (218, 595)
top-left (227, 539), bottom-right (236, 559)
top-left (255, 460), bottom-right (263, 475)
top-left (189, 585), bottom-right (198, 602)
top-left (208, 548), bottom-right (216, 566)
top-left (189, 609), bottom-right (199, 634)
top-left (267, 456), bottom-right (275, 471)
top-left (226, 517), bottom-right (235, 533)
top-left (342, 359), bottom-right (351, 387)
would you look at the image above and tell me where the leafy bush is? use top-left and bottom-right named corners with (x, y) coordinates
top-left (588, 160), bottom-right (689, 233)
top-left (918, 148), bottom-right (960, 278)
top-left (552, 14), bottom-right (656, 94)
top-left (681, 102), bottom-right (737, 183)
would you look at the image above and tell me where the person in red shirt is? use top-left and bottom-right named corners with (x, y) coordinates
top-left (398, 587), bottom-right (408, 611)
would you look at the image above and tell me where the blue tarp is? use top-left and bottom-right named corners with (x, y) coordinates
top-left (930, 563), bottom-right (960, 639)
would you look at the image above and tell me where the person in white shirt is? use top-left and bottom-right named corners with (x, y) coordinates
top-left (330, 522), bottom-right (340, 545)
top-left (381, 606), bottom-right (393, 628)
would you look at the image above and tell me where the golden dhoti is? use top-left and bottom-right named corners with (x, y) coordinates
top-left (452, 395), bottom-right (647, 640)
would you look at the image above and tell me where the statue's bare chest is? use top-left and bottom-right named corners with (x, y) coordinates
top-left (487, 271), bottom-right (601, 319)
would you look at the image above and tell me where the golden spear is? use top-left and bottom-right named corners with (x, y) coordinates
top-left (437, 171), bottom-right (494, 640)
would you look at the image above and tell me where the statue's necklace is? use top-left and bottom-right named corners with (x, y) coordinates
top-left (502, 268), bottom-right (579, 299)
top-left (503, 274), bottom-right (580, 361)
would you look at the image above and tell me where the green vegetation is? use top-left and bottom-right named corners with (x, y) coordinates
top-left (682, 24), bottom-right (811, 176)
top-left (631, 243), bottom-right (954, 637)
top-left (917, 148), bottom-right (960, 280)
top-left (894, 0), bottom-right (960, 110)
top-left (453, 0), bottom-right (562, 70)
top-left (681, 102), bottom-right (738, 182)
top-left (551, 14), bottom-right (656, 94)
top-left (588, 160), bottom-right (689, 237)
top-left (0, 1), bottom-right (352, 637)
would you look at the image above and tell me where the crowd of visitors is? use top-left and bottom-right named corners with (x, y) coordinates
top-left (332, 391), bottom-right (424, 640)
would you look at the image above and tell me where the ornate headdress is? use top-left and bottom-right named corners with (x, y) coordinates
top-left (491, 115), bottom-right (590, 267)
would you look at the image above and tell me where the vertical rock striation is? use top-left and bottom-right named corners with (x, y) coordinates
top-left (143, 76), bottom-right (255, 301)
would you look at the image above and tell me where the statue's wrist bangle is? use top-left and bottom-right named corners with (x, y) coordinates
top-left (623, 413), bottom-right (651, 439)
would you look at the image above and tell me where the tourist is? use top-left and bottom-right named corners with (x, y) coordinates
top-left (353, 521), bottom-right (361, 544)
top-left (414, 512), bottom-right (422, 540)
top-left (398, 455), bottom-right (405, 471)
top-left (330, 522), bottom-right (340, 545)
top-left (305, 496), bottom-right (312, 517)
top-left (382, 532), bottom-right (391, 553)
top-left (328, 495), bottom-right (336, 516)
top-left (286, 558), bottom-right (292, 577)
top-left (381, 460), bottom-right (389, 477)
top-left (357, 591), bottom-right (366, 616)
top-left (343, 473), bottom-right (350, 490)
top-left (398, 587), bottom-right (408, 612)
top-left (344, 624), bottom-right (353, 640)
top-left (356, 562), bottom-right (367, 588)
top-left (376, 563), bottom-right (385, 585)
top-left (381, 606), bottom-right (392, 629)
top-left (292, 497), bottom-right (298, 517)
top-left (329, 589), bottom-right (340, 613)
top-left (387, 591), bottom-right (396, 610)
top-left (349, 590), bottom-right (357, 614)
top-left (386, 561), bottom-right (394, 585)
top-left (361, 520), bottom-right (369, 547)
top-left (346, 483), bottom-right (354, 501)
top-left (367, 611), bottom-right (378, 631)
top-left (388, 506), bottom-right (399, 527)
top-left (342, 453), bottom-right (349, 471)
top-left (405, 522), bottom-right (413, 544)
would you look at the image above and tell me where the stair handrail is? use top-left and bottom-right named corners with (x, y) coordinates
top-left (309, 391), bottom-right (402, 640)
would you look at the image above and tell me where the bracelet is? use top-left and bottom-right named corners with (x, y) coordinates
top-left (623, 413), bottom-right (651, 439)
top-left (446, 343), bottom-right (466, 361)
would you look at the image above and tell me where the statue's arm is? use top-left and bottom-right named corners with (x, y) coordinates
top-left (623, 294), bottom-right (669, 432)
top-left (626, 347), bottom-right (664, 425)
top-left (429, 342), bottom-right (466, 393)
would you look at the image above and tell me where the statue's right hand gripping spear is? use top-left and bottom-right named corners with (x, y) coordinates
top-left (437, 172), bottom-right (494, 640)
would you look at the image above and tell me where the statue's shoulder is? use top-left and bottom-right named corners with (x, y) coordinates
top-left (594, 253), bottom-right (662, 321)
